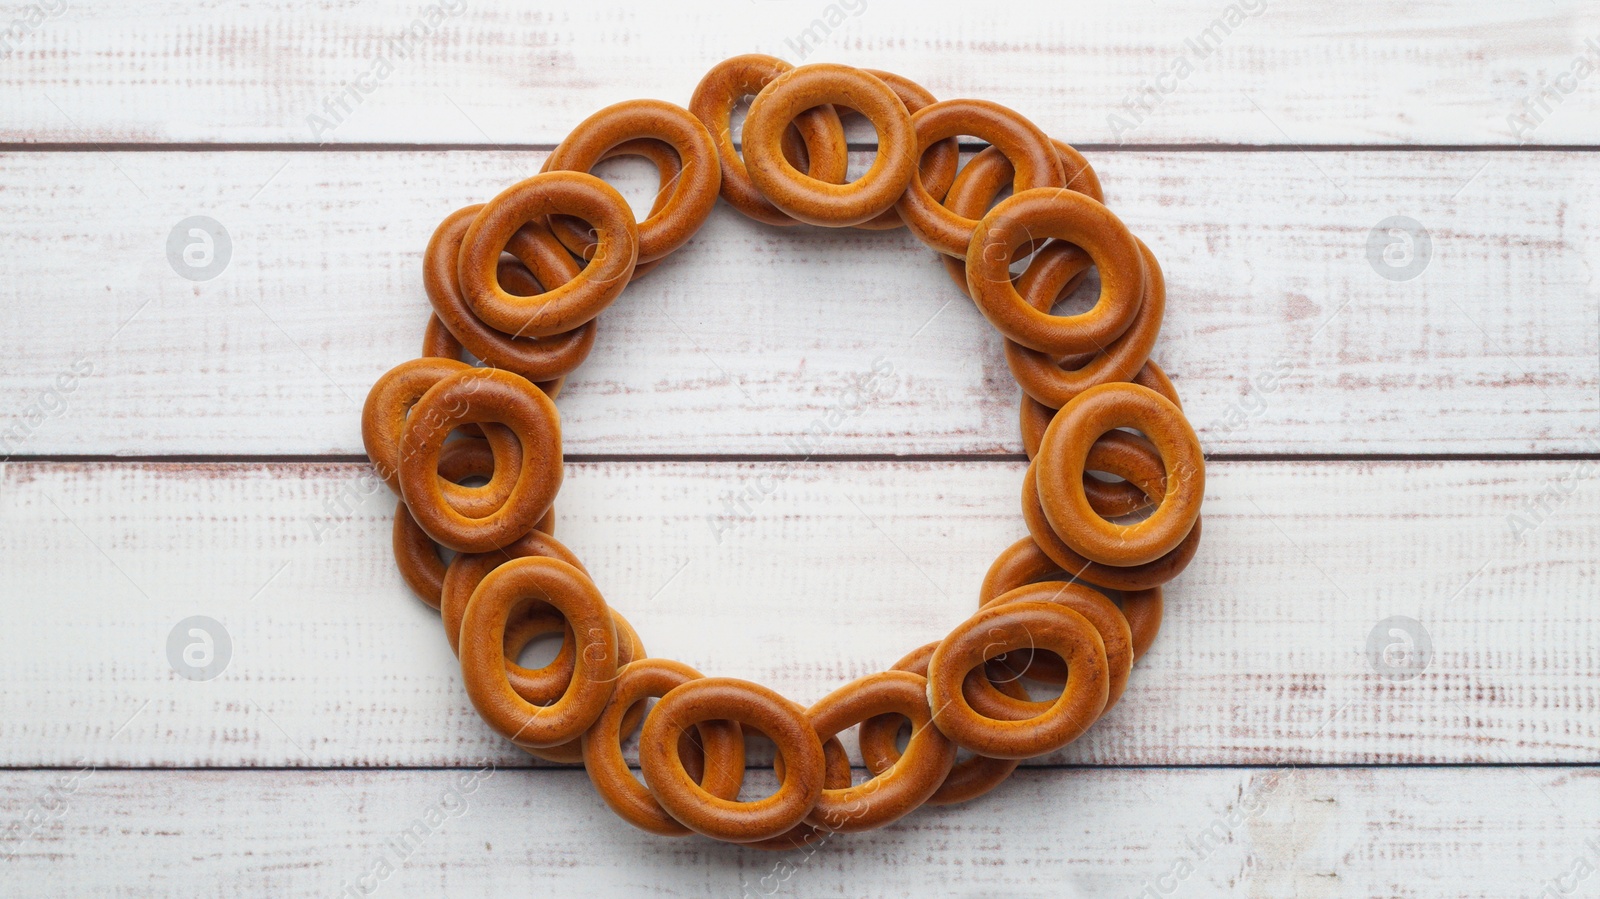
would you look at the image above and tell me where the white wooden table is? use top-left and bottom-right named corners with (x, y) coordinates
top-left (2, 2), bottom-right (1598, 895)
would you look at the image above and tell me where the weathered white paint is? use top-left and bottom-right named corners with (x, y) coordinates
top-left (1, 766), bottom-right (1595, 897)
top-left (3, 3), bottom-right (1597, 889)
top-left (3, 1), bottom-right (1598, 145)
top-left (2, 459), bottom-right (1595, 767)
top-left (0, 150), bottom-right (1594, 457)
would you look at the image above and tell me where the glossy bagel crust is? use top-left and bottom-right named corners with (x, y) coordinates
top-left (938, 137), bottom-right (1103, 293)
top-left (396, 367), bottom-right (563, 553)
top-left (543, 136), bottom-right (682, 267)
top-left (967, 188), bottom-right (1146, 356)
top-left (895, 99), bottom-right (1065, 257)
top-left (856, 642), bottom-right (1028, 806)
top-left (425, 205), bottom-right (597, 382)
top-left (499, 606), bottom-right (646, 765)
top-left (973, 581), bottom-right (1134, 712)
top-left (363, 56), bottom-right (1207, 847)
top-left (744, 63), bottom-right (918, 228)
top-left (1006, 237), bottom-right (1167, 408)
top-left (981, 537), bottom-right (1165, 663)
top-left (1022, 459), bottom-right (1204, 591)
top-left (458, 557), bottom-right (618, 749)
top-left (927, 601), bottom-right (1110, 759)
top-left (439, 529), bottom-right (589, 656)
top-left (392, 436), bottom-right (545, 608)
top-left (360, 357), bottom-right (522, 508)
top-left (639, 677), bottom-right (826, 843)
top-left (1035, 382), bottom-right (1205, 567)
top-left (802, 670), bottom-right (956, 832)
top-left (1024, 408), bottom-right (1171, 517)
top-left (688, 54), bottom-right (848, 227)
top-left (852, 70), bottom-right (959, 231)
top-left (458, 171), bottom-right (639, 337)
top-left (423, 311), bottom-right (567, 398)
top-left (544, 100), bottom-right (721, 263)
top-left (1020, 361), bottom-right (1180, 460)
top-left (581, 659), bottom-right (745, 836)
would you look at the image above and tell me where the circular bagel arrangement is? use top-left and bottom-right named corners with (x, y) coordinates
top-left (361, 55), bottom-right (1204, 847)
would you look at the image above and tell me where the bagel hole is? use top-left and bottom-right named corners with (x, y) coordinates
top-left (889, 719), bottom-right (912, 755)
top-left (781, 102), bottom-right (877, 184)
top-left (732, 94), bottom-right (831, 175)
top-left (835, 105), bottom-right (880, 146)
top-left (825, 105), bottom-right (879, 183)
top-left (738, 728), bottom-right (778, 769)
top-left (1009, 243), bottom-right (1044, 279)
top-left (948, 143), bottom-right (1012, 221)
top-left (495, 255), bottom-right (542, 297)
top-left (949, 145), bottom-right (999, 190)
top-left (512, 630), bottom-right (565, 670)
top-left (735, 730), bottom-right (784, 802)
top-left (986, 646), bottom-right (1053, 681)
top-left (1019, 675), bottom-right (1066, 704)
top-left (987, 649), bottom-right (1068, 698)
top-left (1047, 267), bottom-right (1102, 317)
top-left (739, 767), bottom-right (783, 802)
top-left (583, 152), bottom-right (668, 222)
top-left (612, 698), bottom-right (659, 788)
top-left (450, 470), bottom-right (492, 490)
top-left (434, 427), bottom-right (498, 495)
top-left (845, 134), bottom-right (873, 183)
top-left (1083, 464), bottom-right (1150, 524)
top-left (1092, 424), bottom-right (1167, 525)
top-left (950, 141), bottom-right (1047, 236)
top-left (729, 95), bottom-right (754, 146)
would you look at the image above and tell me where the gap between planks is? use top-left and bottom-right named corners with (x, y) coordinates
top-left (4, 762), bottom-right (1600, 772)
top-left (4, 453), bottom-right (1599, 464)
top-left (6, 143), bottom-right (1600, 153)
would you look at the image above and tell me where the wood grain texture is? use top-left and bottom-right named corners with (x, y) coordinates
top-left (4, 5), bottom-right (1598, 889)
top-left (3, 458), bottom-right (1595, 767)
top-left (3, 1), bottom-right (1598, 146)
top-left (3, 766), bottom-right (1597, 897)
top-left (0, 149), bottom-right (1594, 457)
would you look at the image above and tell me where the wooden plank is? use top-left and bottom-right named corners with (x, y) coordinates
top-left (0, 149), bottom-right (1594, 457)
top-left (4, 1), bottom-right (1598, 146)
top-left (2, 458), bottom-right (1596, 767)
top-left (2, 766), bottom-right (1596, 895)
